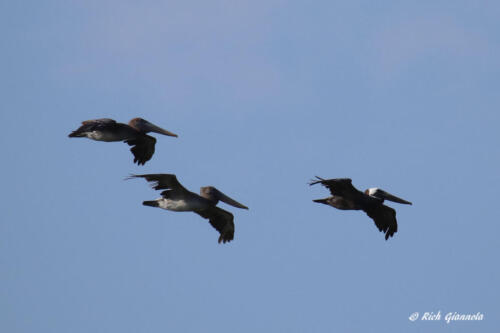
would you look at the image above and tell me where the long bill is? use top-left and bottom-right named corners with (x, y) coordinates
top-left (378, 189), bottom-right (412, 205)
top-left (216, 189), bottom-right (249, 209)
top-left (135, 118), bottom-right (178, 137)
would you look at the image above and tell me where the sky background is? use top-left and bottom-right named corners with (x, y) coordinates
top-left (1, 1), bottom-right (499, 332)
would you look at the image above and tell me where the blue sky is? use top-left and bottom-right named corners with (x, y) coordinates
top-left (1, 1), bottom-right (499, 332)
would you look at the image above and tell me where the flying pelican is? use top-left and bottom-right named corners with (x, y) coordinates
top-left (310, 177), bottom-right (412, 240)
top-left (68, 118), bottom-right (178, 165)
top-left (128, 174), bottom-right (248, 243)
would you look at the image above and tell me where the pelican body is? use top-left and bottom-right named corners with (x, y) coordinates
top-left (69, 118), bottom-right (178, 165)
top-left (128, 174), bottom-right (248, 243)
top-left (310, 177), bottom-right (412, 240)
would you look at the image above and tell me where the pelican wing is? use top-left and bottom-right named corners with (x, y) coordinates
top-left (310, 177), bottom-right (360, 198)
top-left (127, 173), bottom-right (187, 192)
top-left (81, 118), bottom-right (116, 125)
top-left (69, 118), bottom-right (118, 137)
top-left (195, 206), bottom-right (235, 244)
top-left (363, 204), bottom-right (398, 240)
top-left (124, 134), bottom-right (156, 165)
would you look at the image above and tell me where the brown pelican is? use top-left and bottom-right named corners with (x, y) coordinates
top-left (128, 174), bottom-right (248, 243)
top-left (68, 118), bottom-right (178, 165)
top-left (310, 177), bottom-right (412, 240)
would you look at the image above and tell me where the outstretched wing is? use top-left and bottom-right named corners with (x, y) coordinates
top-left (310, 177), bottom-right (361, 199)
top-left (127, 173), bottom-right (187, 192)
top-left (69, 118), bottom-right (117, 137)
top-left (363, 204), bottom-right (398, 240)
top-left (81, 118), bottom-right (116, 125)
top-left (195, 206), bottom-right (235, 244)
top-left (125, 134), bottom-right (156, 165)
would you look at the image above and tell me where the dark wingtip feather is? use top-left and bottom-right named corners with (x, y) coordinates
top-left (124, 174), bottom-right (139, 181)
top-left (218, 232), bottom-right (233, 244)
top-left (308, 176), bottom-right (324, 186)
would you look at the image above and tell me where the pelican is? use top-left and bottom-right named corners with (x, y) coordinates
top-left (127, 174), bottom-right (248, 243)
top-left (310, 177), bottom-right (412, 240)
top-left (68, 118), bottom-right (178, 165)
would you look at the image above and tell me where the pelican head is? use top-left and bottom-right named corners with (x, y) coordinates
top-left (200, 186), bottom-right (248, 209)
top-left (365, 188), bottom-right (412, 205)
top-left (129, 118), bottom-right (178, 137)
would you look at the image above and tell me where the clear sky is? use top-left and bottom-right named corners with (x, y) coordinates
top-left (1, 1), bottom-right (499, 332)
